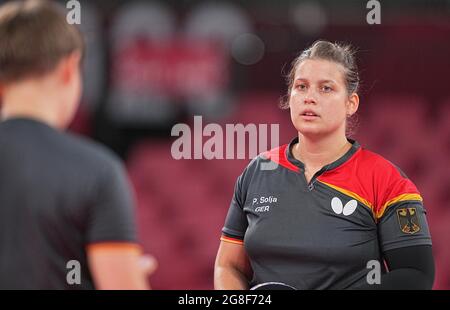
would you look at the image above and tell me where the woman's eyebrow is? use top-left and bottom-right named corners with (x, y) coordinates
top-left (318, 79), bottom-right (336, 84)
top-left (294, 78), bottom-right (308, 82)
top-left (295, 78), bottom-right (336, 84)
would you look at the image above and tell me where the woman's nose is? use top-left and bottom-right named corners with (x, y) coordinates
top-left (304, 97), bottom-right (316, 104)
top-left (303, 92), bottom-right (317, 105)
top-left (302, 87), bottom-right (318, 104)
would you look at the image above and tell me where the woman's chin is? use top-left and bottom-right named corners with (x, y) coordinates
top-left (295, 124), bottom-right (324, 137)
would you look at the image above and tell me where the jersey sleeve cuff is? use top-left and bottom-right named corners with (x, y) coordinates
top-left (220, 234), bottom-right (244, 245)
top-left (86, 242), bottom-right (143, 254)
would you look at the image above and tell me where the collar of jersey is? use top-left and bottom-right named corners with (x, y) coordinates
top-left (285, 136), bottom-right (361, 173)
top-left (3, 117), bottom-right (54, 131)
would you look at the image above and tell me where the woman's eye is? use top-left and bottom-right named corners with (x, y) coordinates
top-left (321, 86), bottom-right (332, 92)
top-left (297, 84), bottom-right (307, 90)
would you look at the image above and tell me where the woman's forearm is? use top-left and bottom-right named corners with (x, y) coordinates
top-left (214, 266), bottom-right (250, 290)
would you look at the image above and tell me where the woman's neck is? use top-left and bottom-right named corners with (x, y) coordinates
top-left (293, 131), bottom-right (352, 169)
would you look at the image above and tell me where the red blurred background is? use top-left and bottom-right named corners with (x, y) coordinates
top-left (59, 0), bottom-right (450, 289)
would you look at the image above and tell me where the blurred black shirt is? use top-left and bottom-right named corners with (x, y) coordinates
top-left (0, 118), bottom-right (137, 289)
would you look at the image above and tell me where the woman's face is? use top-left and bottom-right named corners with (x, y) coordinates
top-left (289, 58), bottom-right (358, 138)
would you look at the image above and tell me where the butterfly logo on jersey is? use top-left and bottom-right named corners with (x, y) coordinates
top-left (397, 207), bottom-right (420, 234)
top-left (331, 197), bottom-right (358, 216)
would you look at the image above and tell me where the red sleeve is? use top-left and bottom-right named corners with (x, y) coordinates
top-left (373, 157), bottom-right (422, 220)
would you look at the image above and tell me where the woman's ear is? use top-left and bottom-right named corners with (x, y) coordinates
top-left (58, 51), bottom-right (82, 85)
top-left (347, 93), bottom-right (359, 116)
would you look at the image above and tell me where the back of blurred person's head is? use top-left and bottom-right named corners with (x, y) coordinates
top-left (0, 0), bottom-right (84, 129)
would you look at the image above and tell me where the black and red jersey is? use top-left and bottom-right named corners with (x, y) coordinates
top-left (221, 137), bottom-right (432, 289)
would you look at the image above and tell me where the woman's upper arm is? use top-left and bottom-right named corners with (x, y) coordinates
top-left (215, 240), bottom-right (252, 290)
top-left (215, 240), bottom-right (252, 279)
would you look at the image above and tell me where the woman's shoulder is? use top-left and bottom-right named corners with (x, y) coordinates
top-left (355, 147), bottom-right (418, 194)
top-left (357, 147), bottom-right (409, 179)
top-left (355, 146), bottom-right (422, 215)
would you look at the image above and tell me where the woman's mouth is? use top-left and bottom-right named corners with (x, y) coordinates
top-left (300, 111), bottom-right (319, 119)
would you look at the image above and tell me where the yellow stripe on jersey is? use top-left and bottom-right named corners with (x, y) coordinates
top-left (318, 180), bottom-right (374, 213)
top-left (376, 193), bottom-right (423, 219)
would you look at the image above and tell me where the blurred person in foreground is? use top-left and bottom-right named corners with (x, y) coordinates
top-left (215, 40), bottom-right (434, 290)
top-left (0, 0), bottom-right (155, 289)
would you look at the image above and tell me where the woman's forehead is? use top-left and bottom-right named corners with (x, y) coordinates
top-left (294, 59), bottom-right (345, 83)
